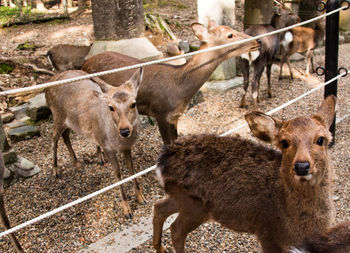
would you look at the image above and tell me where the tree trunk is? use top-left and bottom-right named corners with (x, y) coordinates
top-left (16, 0), bottom-right (23, 17)
top-left (67, 0), bottom-right (72, 8)
top-left (91, 0), bottom-right (144, 40)
top-left (77, 0), bottom-right (85, 10)
top-left (36, 0), bottom-right (47, 11)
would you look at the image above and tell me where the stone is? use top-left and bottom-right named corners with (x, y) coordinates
top-left (5, 119), bottom-right (27, 130)
top-left (0, 117), bottom-right (10, 152)
top-left (8, 125), bottom-right (40, 142)
top-left (289, 53), bottom-right (305, 62)
top-left (1, 112), bottom-right (15, 123)
top-left (209, 58), bottom-right (236, 81)
top-left (85, 38), bottom-right (163, 61)
top-left (3, 166), bottom-right (11, 180)
top-left (179, 40), bottom-right (190, 53)
top-left (187, 91), bottom-right (204, 110)
top-left (139, 115), bottom-right (155, 129)
top-left (3, 150), bottom-right (17, 164)
top-left (339, 35), bottom-right (345, 45)
top-left (25, 93), bottom-right (51, 121)
top-left (8, 103), bottom-right (29, 120)
top-left (201, 76), bottom-right (243, 92)
top-left (9, 156), bottom-right (41, 178)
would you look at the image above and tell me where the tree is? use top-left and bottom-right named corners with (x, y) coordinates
top-left (91, 0), bottom-right (144, 40)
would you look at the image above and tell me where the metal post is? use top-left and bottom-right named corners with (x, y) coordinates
top-left (324, 0), bottom-right (340, 146)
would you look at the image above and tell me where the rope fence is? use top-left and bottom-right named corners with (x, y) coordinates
top-left (0, 2), bottom-right (348, 243)
top-left (0, 5), bottom-right (346, 97)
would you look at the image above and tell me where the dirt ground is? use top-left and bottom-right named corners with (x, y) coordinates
top-left (0, 1), bottom-right (349, 253)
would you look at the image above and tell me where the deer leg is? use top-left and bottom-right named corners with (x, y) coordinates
top-left (286, 57), bottom-right (294, 80)
top-left (279, 58), bottom-right (285, 80)
top-left (96, 145), bottom-right (105, 165)
top-left (123, 150), bottom-right (146, 204)
top-left (169, 121), bottom-right (178, 143)
top-left (239, 59), bottom-right (250, 108)
top-left (157, 117), bottom-right (172, 145)
top-left (170, 196), bottom-right (208, 253)
top-left (257, 232), bottom-right (283, 253)
top-left (105, 150), bottom-right (132, 219)
top-left (305, 49), bottom-right (314, 76)
top-left (266, 63), bottom-right (273, 98)
top-left (251, 61), bottom-right (265, 108)
top-left (52, 127), bottom-right (63, 178)
top-left (62, 129), bottom-right (82, 170)
top-left (153, 197), bottom-right (179, 253)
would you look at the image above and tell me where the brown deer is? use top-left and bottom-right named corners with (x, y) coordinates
top-left (278, 19), bottom-right (324, 79)
top-left (239, 4), bottom-right (300, 108)
top-left (153, 95), bottom-right (336, 253)
top-left (47, 44), bottom-right (91, 72)
top-left (45, 69), bottom-right (144, 218)
top-left (82, 21), bottom-right (260, 144)
top-left (289, 221), bottom-right (350, 253)
top-left (0, 150), bottom-right (24, 253)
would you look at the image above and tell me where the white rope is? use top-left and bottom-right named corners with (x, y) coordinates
top-left (0, 72), bottom-right (346, 238)
top-left (0, 5), bottom-right (346, 97)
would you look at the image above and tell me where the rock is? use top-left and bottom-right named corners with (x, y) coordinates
top-left (0, 117), bottom-right (10, 152)
top-left (26, 93), bottom-right (51, 121)
top-left (289, 53), bottom-right (305, 62)
top-left (1, 112), bottom-right (15, 123)
top-left (9, 156), bottom-right (41, 178)
top-left (339, 35), bottom-right (345, 45)
top-left (139, 115), bottom-right (155, 129)
top-left (179, 41), bottom-right (190, 53)
top-left (209, 58), bottom-right (236, 81)
top-left (86, 38), bottom-right (163, 61)
top-left (8, 125), bottom-right (40, 142)
top-left (187, 91), bottom-right (204, 110)
top-left (8, 103), bottom-right (29, 120)
top-left (201, 76), bottom-right (243, 92)
top-left (5, 119), bottom-right (27, 130)
top-left (166, 42), bottom-right (181, 56)
top-left (3, 166), bottom-right (11, 180)
top-left (3, 149), bottom-right (17, 164)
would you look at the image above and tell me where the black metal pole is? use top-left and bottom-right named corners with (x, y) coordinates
top-left (324, 0), bottom-right (339, 146)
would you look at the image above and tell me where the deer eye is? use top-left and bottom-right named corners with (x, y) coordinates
top-left (228, 34), bottom-right (233, 39)
top-left (131, 102), bottom-right (136, 109)
top-left (316, 137), bottom-right (325, 146)
top-left (281, 140), bottom-right (289, 149)
top-left (109, 105), bottom-right (115, 111)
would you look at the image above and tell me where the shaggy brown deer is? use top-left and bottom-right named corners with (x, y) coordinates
top-left (289, 221), bottom-right (350, 253)
top-left (82, 21), bottom-right (260, 144)
top-left (47, 44), bottom-right (91, 72)
top-left (0, 150), bottom-right (24, 253)
top-left (45, 69), bottom-right (144, 218)
top-left (278, 19), bottom-right (324, 79)
top-left (239, 4), bottom-right (300, 108)
top-left (153, 95), bottom-right (336, 253)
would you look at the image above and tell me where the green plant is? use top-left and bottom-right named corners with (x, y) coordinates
top-left (0, 63), bottom-right (14, 74)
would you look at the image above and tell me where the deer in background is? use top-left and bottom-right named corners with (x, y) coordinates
top-left (153, 95), bottom-right (336, 253)
top-left (278, 19), bottom-right (324, 79)
top-left (0, 150), bottom-right (24, 253)
top-left (47, 44), bottom-right (91, 72)
top-left (82, 20), bottom-right (260, 144)
top-left (45, 69), bottom-right (144, 218)
top-left (289, 221), bottom-right (350, 253)
top-left (239, 4), bottom-right (301, 108)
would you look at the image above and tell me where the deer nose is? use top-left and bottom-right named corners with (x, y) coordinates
top-left (256, 39), bottom-right (262, 45)
top-left (294, 162), bottom-right (310, 176)
top-left (120, 128), bottom-right (130, 137)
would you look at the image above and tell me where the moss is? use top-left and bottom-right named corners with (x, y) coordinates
top-left (17, 42), bottom-right (37, 50)
top-left (0, 63), bottom-right (14, 74)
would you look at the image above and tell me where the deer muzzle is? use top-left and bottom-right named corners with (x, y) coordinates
top-left (120, 128), bottom-right (131, 138)
top-left (294, 161), bottom-right (310, 176)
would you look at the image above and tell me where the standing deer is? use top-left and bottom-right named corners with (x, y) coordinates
top-left (153, 95), bottom-right (336, 253)
top-left (278, 19), bottom-right (324, 79)
top-left (82, 21), bottom-right (260, 144)
top-left (45, 69), bottom-right (144, 218)
top-left (239, 4), bottom-right (300, 108)
top-left (0, 150), bottom-right (24, 253)
top-left (47, 44), bottom-right (91, 72)
top-left (289, 221), bottom-right (350, 253)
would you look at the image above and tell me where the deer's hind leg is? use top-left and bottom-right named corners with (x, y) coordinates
top-left (153, 197), bottom-right (179, 253)
top-left (239, 58), bottom-right (250, 108)
top-left (51, 124), bottom-right (66, 178)
top-left (170, 195), bottom-right (209, 253)
top-left (62, 129), bottom-right (82, 170)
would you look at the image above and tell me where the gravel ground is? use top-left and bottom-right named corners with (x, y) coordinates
top-left (1, 2), bottom-right (350, 253)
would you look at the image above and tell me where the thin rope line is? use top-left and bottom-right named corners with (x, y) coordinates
top-left (0, 6), bottom-right (345, 97)
top-left (0, 73), bottom-right (345, 238)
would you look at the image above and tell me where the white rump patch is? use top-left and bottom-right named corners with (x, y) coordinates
top-left (155, 166), bottom-right (165, 187)
top-left (240, 53), bottom-right (250, 61)
top-left (252, 91), bottom-right (258, 99)
top-left (250, 50), bottom-right (260, 62)
top-left (288, 247), bottom-right (308, 253)
top-left (241, 50), bottom-right (260, 64)
top-left (282, 31), bottom-right (293, 49)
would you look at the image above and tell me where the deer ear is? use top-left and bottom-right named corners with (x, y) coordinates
top-left (245, 111), bottom-right (282, 145)
top-left (312, 95), bottom-right (336, 129)
top-left (207, 19), bottom-right (217, 30)
top-left (125, 67), bottom-right (143, 94)
top-left (191, 23), bottom-right (209, 42)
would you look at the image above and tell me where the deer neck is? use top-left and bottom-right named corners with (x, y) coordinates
top-left (175, 44), bottom-right (227, 99)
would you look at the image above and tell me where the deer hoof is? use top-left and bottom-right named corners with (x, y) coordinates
top-left (125, 212), bottom-right (133, 219)
top-left (137, 194), bottom-right (147, 205)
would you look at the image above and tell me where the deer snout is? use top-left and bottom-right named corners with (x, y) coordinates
top-left (294, 161), bottom-right (310, 176)
top-left (120, 128), bottom-right (131, 138)
top-left (256, 39), bottom-right (262, 45)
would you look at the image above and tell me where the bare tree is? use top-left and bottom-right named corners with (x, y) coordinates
top-left (91, 0), bottom-right (144, 40)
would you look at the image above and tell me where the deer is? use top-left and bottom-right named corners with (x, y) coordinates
top-left (47, 44), bottom-right (91, 72)
top-left (239, 4), bottom-right (301, 108)
top-left (278, 19), bottom-right (324, 79)
top-left (82, 20), bottom-right (260, 145)
top-left (289, 221), bottom-right (350, 253)
top-left (153, 95), bottom-right (336, 253)
top-left (44, 68), bottom-right (144, 218)
top-left (0, 150), bottom-right (24, 253)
